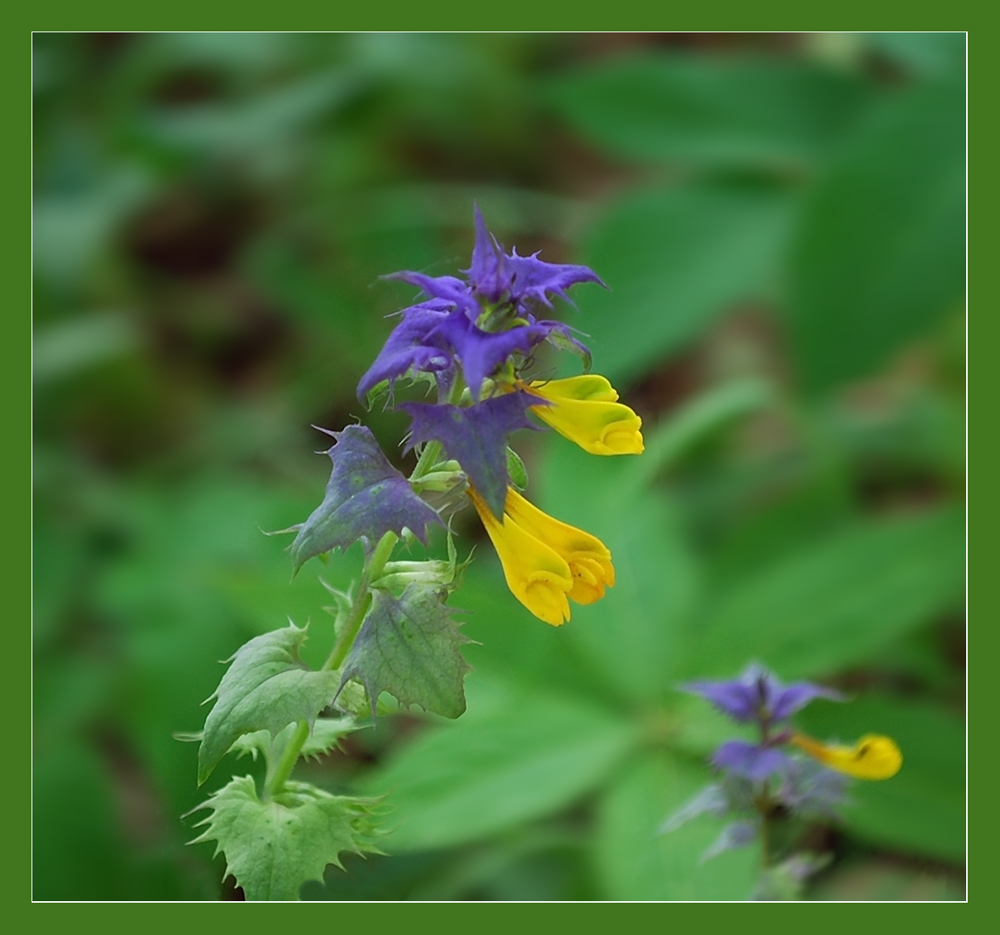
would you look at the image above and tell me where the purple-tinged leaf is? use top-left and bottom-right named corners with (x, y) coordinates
top-left (428, 312), bottom-right (551, 399)
top-left (463, 204), bottom-right (606, 313)
top-left (769, 682), bottom-right (844, 721)
top-left (658, 783), bottom-right (729, 834)
top-left (775, 758), bottom-right (850, 819)
top-left (680, 679), bottom-right (759, 722)
top-left (542, 321), bottom-right (592, 371)
top-left (702, 820), bottom-right (759, 862)
top-left (400, 392), bottom-right (539, 519)
top-left (290, 425), bottom-right (442, 572)
top-left (382, 272), bottom-right (479, 317)
top-left (356, 303), bottom-right (454, 402)
top-left (682, 663), bottom-right (843, 725)
top-left (712, 741), bottom-right (792, 781)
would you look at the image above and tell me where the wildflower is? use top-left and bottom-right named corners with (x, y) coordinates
top-left (680, 664), bottom-right (902, 784)
top-left (790, 732), bottom-right (902, 780)
top-left (664, 663), bottom-right (903, 874)
top-left (523, 375), bottom-right (644, 455)
top-left (468, 485), bottom-right (614, 625)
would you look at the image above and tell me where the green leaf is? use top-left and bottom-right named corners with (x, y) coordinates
top-left (189, 776), bottom-right (384, 901)
top-left (230, 716), bottom-right (359, 766)
top-left (797, 696), bottom-right (965, 862)
top-left (682, 506), bottom-right (964, 680)
top-left (339, 584), bottom-right (473, 720)
top-left (578, 183), bottom-right (795, 383)
top-left (198, 624), bottom-right (341, 784)
top-left (545, 54), bottom-right (874, 168)
top-left (594, 750), bottom-right (759, 900)
top-left (361, 679), bottom-right (640, 851)
top-left (788, 75), bottom-right (965, 393)
top-left (505, 447), bottom-right (528, 492)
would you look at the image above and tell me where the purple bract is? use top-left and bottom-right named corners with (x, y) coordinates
top-left (289, 425), bottom-right (443, 571)
top-left (681, 664), bottom-right (843, 724)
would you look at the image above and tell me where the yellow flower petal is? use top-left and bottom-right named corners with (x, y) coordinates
top-left (791, 732), bottom-right (903, 780)
top-left (526, 376), bottom-right (644, 456)
top-left (530, 374), bottom-right (621, 403)
top-left (468, 485), bottom-right (615, 624)
top-left (502, 488), bottom-right (615, 605)
top-left (468, 486), bottom-right (573, 626)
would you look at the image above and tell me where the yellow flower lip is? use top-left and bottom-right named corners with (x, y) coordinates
top-left (523, 376), bottom-right (644, 456)
top-left (468, 484), bottom-right (614, 625)
top-left (791, 732), bottom-right (903, 780)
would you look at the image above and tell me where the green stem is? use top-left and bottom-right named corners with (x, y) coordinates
top-left (757, 714), bottom-right (775, 868)
top-left (265, 373), bottom-right (467, 799)
top-left (322, 530), bottom-right (398, 673)
top-left (760, 802), bottom-right (772, 869)
top-left (265, 721), bottom-right (310, 799)
top-left (264, 530), bottom-right (399, 799)
top-left (410, 440), bottom-right (443, 482)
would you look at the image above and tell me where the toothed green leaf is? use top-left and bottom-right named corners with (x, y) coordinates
top-left (338, 584), bottom-right (473, 720)
top-left (189, 776), bottom-right (384, 901)
top-left (229, 716), bottom-right (360, 766)
top-left (198, 624), bottom-right (341, 784)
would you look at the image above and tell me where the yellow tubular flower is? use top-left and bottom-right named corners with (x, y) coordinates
top-left (502, 487), bottom-right (615, 605)
top-left (524, 375), bottom-right (644, 456)
top-left (468, 485), bottom-right (614, 625)
top-left (791, 732), bottom-right (903, 780)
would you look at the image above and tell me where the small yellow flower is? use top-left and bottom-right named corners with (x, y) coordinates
top-left (524, 375), bottom-right (644, 456)
top-left (791, 732), bottom-right (903, 780)
top-left (468, 484), bottom-right (614, 626)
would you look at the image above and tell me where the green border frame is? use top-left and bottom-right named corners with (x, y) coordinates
top-left (20, 4), bottom-right (976, 919)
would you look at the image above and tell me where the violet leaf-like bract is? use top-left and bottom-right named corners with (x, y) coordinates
top-left (356, 303), bottom-right (453, 402)
top-left (463, 204), bottom-right (606, 312)
top-left (681, 663), bottom-right (843, 724)
top-left (400, 392), bottom-right (540, 520)
top-left (427, 313), bottom-right (552, 400)
top-left (290, 425), bottom-right (442, 573)
top-left (712, 740), bottom-right (793, 782)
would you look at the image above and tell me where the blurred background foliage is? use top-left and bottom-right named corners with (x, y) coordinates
top-left (32, 32), bottom-right (965, 901)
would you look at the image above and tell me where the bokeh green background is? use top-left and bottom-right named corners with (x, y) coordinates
top-left (32, 32), bottom-right (966, 901)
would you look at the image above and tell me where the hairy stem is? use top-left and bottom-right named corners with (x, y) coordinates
top-left (323, 529), bottom-right (399, 673)
top-left (410, 440), bottom-right (443, 482)
top-left (264, 530), bottom-right (399, 799)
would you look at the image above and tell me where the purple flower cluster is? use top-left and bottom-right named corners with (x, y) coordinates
top-left (662, 665), bottom-right (851, 867)
top-left (359, 206), bottom-right (601, 402)
top-left (357, 206), bottom-right (604, 518)
top-left (682, 664), bottom-right (843, 781)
